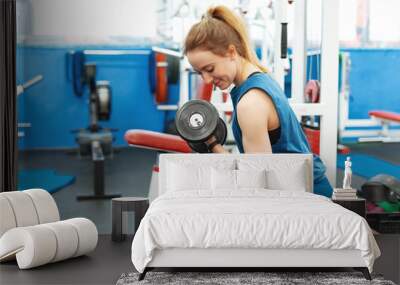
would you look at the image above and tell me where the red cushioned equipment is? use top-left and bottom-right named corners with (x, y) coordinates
top-left (304, 80), bottom-right (320, 103)
top-left (155, 53), bottom-right (168, 104)
top-left (337, 144), bottom-right (351, 155)
top-left (197, 82), bottom-right (213, 101)
top-left (369, 110), bottom-right (400, 123)
top-left (358, 110), bottom-right (400, 142)
top-left (303, 127), bottom-right (320, 155)
top-left (124, 130), bottom-right (192, 153)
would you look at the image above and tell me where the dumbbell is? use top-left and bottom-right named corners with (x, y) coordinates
top-left (175, 99), bottom-right (227, 153)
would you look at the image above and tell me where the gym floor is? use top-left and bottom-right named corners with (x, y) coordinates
top-left (1, 143), bottom-right (399, 284)
top-left (17, 147), bottom-right (156, 234)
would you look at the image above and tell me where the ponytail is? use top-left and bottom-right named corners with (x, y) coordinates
top-left (184, 5), bottom-right (268, 73)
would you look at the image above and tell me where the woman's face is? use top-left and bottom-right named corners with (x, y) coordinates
top-left (187, 48), bottom-right (237, 90)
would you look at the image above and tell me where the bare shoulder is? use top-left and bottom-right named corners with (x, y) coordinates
top-left (236, 89), bottom-right (269, 131)
top-left (237, 88), bottom-right (274, 114)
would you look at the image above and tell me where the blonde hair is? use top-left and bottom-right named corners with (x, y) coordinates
top-left (184, 5), bottom-right (268, 73)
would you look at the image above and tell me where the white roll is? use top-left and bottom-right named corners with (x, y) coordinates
top-left (0, 227), bottom-right (24, 262)
top-left (1, 192), bottom-right (39, 227)
top-left (0, 195), bottom-right (17, 237)
top-left (63, 218), bottom-right (98, 257)
top-left (42, 221), bottom-right (79, 263)
top-left (24, 189), bottom-right (60, 223)
top-left (0, 226), bottom-right (57, 269)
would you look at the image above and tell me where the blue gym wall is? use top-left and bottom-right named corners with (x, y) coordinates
top-left (17, 47), bottom-right (27, 150)
top-left (17, 45), bottom-right (177, 150)
top-left (17, 46), bottom-right (400, 150)
top-left (341, 48), bottom-right (400, 119)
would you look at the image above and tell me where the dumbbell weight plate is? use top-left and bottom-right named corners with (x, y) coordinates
top-left (188, 118), bottom-right (227, 153)
top-left (175, 100), bottom-right (219, 142)
top-left (214, 117), bottom-right (228, 146)
top-left (187, 142), bottom-right (208, 153)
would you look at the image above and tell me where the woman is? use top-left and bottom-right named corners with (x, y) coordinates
top-left (184, 5), bottom-right (333, 197)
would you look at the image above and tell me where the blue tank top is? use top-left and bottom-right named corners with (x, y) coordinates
top-left (230, 72), bottom-right (327, 183)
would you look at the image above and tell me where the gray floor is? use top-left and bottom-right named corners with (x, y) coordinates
top-left (1, 143), bottom-right (399, 284)
top-left (0, 235), bottom-right (133, 285)
top-left (1, 234), bottom-right (398, 285)
top-left (346, 142), bottom-right (400, 165)
top-left (18, 147), bottom-right (156, 234)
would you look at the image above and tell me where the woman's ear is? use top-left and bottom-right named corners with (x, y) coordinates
top-left (226, 44), bottom-right (237, 60)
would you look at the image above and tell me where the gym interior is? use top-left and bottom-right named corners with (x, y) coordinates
top-left (1, 0), bottom-right (400, 284)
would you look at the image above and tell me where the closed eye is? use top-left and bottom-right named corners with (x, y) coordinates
top-left (204, 66), bottom-right (214, 73)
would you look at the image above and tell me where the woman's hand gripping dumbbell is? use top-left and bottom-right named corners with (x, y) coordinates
top-left (175, 99), bottom-right (227, 153)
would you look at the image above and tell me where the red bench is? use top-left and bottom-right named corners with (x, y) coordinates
top-left (369, 110), bottom-right (400, 123)
top-left (359, 110), bottom-right (400, 143)
top-left (124, 130), bottom-right (192, 153)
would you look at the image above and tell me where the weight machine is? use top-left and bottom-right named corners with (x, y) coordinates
top-left (17, 75), bottom-right (43, 138)
top-left (275, 0), bottom-right (339, 185)
top-left (73, 59), bottom-right (121, 200)
top-left (337, 53), bottom-right (400, 143)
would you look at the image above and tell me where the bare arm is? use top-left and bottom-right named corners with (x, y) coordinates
top-left (237, 89), bottom-right (274, 153)
top-left (207, 89), bottom-right (277, 154)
